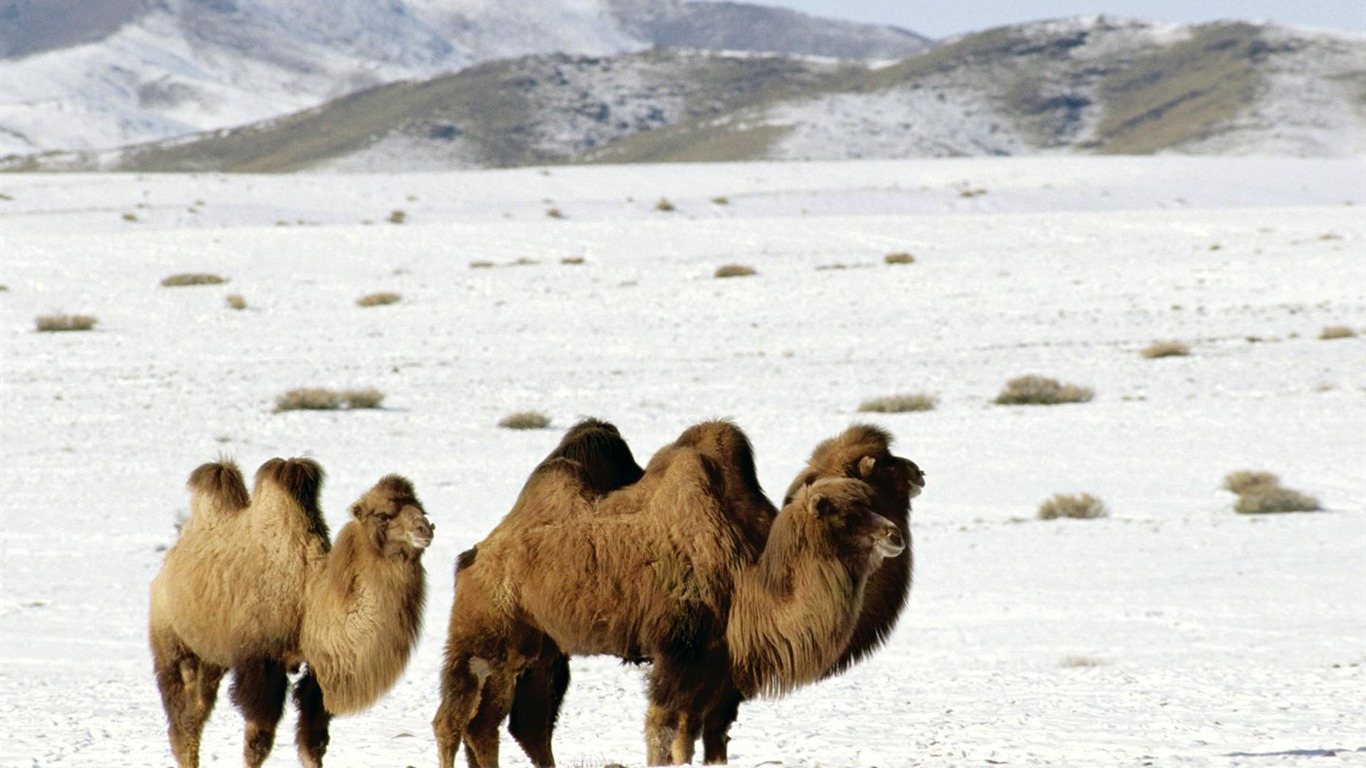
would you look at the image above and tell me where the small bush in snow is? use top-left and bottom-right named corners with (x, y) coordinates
top-left (711, 196), bottom-right (730, 206)
top-left (546, 208), bottom-right (565, 219)
top-left (226, 294), bottom-right (247, 310)
top-left (655, 197), bottom-right (676, 212)
top-left (35, 313), bottom-right (97, 332)
top-left (161, 273), bottom-right (228, 287)
top-left (858, 393), bottom-right (937, 413)
top-left (884, 252), bottom-right (915, 265)
top-left (499, 411), bottom-right (551, 430)
top-left (714, 264), bottom-right (756, 279)
top-left (274, 388), bottom-right (385, 413)
top-left (1319, 325), bottom-right (1356, 340)
top-left (1038, 493), bottom-right (1108, 520)
top-left (1141, 341), bottom-right (1190, 359)
top-left (387, 209), bottom-right (406, 224)
top-left (357, 291), bottom-right (401, 307)
top-left (561, 256), bottom-right (585, 265)
top-left (994, 375), bottom-right (1094, 406)
top-left (1235, 487), bottom-right (1322, 515)
top-left (1223, 470), bottom-right (1280, 495)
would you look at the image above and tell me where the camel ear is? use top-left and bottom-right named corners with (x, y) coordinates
top-left (811, 493), bottom-right (838, 519)
top-left (857, 455), bottom-right (878, 479)
top-left (350, 502), bottom-right (366, 521)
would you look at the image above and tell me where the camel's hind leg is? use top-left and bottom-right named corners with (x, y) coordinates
top-left (230, 657), bottom-right (290, 768)
top-left (506, 652), bottom-right (569, 767)
top-left (293, 667), bottom-right (332, 768)
top-left (435, 654), bottom-right (495, 768)
top-left (463, 666), bottom-right (518, 768)
top-left (151, 630), bottom-right (226, 768)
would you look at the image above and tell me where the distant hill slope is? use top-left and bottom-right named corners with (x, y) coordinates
top-left (0, 0), bottom-right (932, 157)
top-left (5, 17), bottom-right (1362, 172)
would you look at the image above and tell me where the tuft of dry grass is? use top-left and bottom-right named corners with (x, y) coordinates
top-left (884, 252), bottom-right (915, 265)
top-left (1038, 493), bottom-right (1109, 520)
top-left (161, 273), bottom-right (228, 287)
top-left (711, 196), bottom-right (730, 206)
top-left (498, 411), bottom-right (551, 430)
top-left (274, 388), bottom-right (385, 413)
top-left (858, 393), bottom-right (938, 413)
top-left (1235, 487), bottom-right (1322, 515)
top-left (225, 294), bottom-right (247, 310)
top-left (1141, 341), bottom-right (1190, 359)
top-left (35, 313), bottom-right (98, 332)
top-left (655, 197), bottom-right (676, 212)
top-left (1319, 325), bottom-right (1357, 340)
top-left (561, 256), bottom-right (586, 265)
top-left (995, 375), bottom-right (1094, 406)
top-left (545, 208), bottom-right (565, 219)
top-left (714, 264), bottom-right (756, 279)
top-left (387, 209), bottom-right (406, 224)
top-left (357, 291), bottom-right (401, 307)
top-left (470, 260), bottom-right (496, 269)
top-left (1223, 470), bottom-right (1280, 495)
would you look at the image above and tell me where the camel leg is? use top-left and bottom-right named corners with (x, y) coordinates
top-left (645, 702), bottom-right (681, 765)
top-left (701, 688), bottom-right (742, 764)
top-left (507, 652), bottom-right (569, 767)
top-left (670, 711), bottom-right (700, 765)
top-left (293, 667), bottom-right (332, 768)
top-left (230, 657), bottom-right (289, 768)
top-left (151, 630), bottom-right (226, 768)
top-left (464, 668), bottom-right (516, 768)
top-left (435, 655), bottom-right (488, 768)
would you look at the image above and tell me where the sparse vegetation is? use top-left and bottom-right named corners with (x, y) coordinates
top-left (1224, 470), bottom-right (1322, 514)
top-left (655, 197), bottom-right (676, 212)
top-left (546, 207), bottom-right (565, 219)
top-left (714, 264), bottom-right (756, 279)
top-left (1319, 325), bottom-right (1357, 340)
top-left (122, 212), bottom-right (138, 222)
top-left (226, 294), bottom-right (247, 311)
top-left (470, 260), bottom-right (496, 269)
top-left (884, 252), bottom-right (915, 265)
top-left (274, 388), bottom-right (386, 413)
top-left (1141, 341), bottom-right (1190, 359)
top-left (711, 196), bottom-right (730, 206)
top-left (858, 393), bottom-right (937, 413)
top-left (0, 284), bottom-right (9, 292)
top-left (994, 375), bottom-right (1094, 406)
top-left (387, 209), bottom-right (407, 224)
top-left (561, 256), bottom-right (585, 265)
top-left (35, 313), bottom-right (98, 332)
top-left (357, 291), bottom-right (401, 307)
top-left (1038, 493), bottom-right (1109, 520)
top-left (161, 273), bottom-right (228, 287)
top-left (498, 411), bottom-right (551, 430)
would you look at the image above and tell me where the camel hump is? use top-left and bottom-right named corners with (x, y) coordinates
top-left (548, 418), bottom-right (643, 495)
top-left (255, 457), bottom-right (325, 512)
top-left (374, 473), bottom-right (418, 502)
top-left (186, 459), bottom-right (250, 512)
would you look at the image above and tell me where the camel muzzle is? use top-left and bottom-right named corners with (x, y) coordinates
top-left (874, 525), bottom-right (905, 559)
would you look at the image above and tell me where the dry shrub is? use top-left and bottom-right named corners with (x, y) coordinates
top-left (1141, 341), bottom-right (1190, 359)
top-left (561, 256), bottom-right (585, 265)
top-left (161, 273), bottom-right (227, 287)
top-left (714, 264), bottom-right (756, 279)
top-left (655, 197), bottom-right (676, 212)
top-left (884, 252), bottom-right (915, 265)
top-left (274, 388), bottom-right (385, 413)
top-left (1319, 325), bottom-right (1357, 340)
top-left (357, 291), bottom-right (401, 307)
top-left (387, 209), bottom-right (407, 224)
top-left (226, 294), bottom-right (247, 310)
top-left (0, 284), bottom-right (9, 292)
top-left (498, 411), bottom-right (551, 430)
top-left (470, 260), bottom-right (496, 269)
top-left (1038, 493), bottom-right (1108, 520)
top-left (711, 196), bottom-right (730, 205)
top-left (858, 393), bottom-right (937, 413)
top-left (995, 375), bottom-right (1094, 406)
top-left (1224, 470), bottom-right (1321, 514)
top-left (35, 313), bottom-right (97, 332)
top-left (1235, 487), bottom-right (1322, 515)
top-left (545, 208), bottom-right (565, 219)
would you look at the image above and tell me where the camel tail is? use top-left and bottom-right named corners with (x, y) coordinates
top-left (186, 459), bottom-right (250, 516)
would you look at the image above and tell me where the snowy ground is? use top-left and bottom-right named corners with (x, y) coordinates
top-left (1, 157), bottom-right (1363, 767)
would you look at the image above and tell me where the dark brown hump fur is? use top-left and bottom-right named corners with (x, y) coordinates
top-left (547, 418), bottom-right (644, 495)
top-left (187, 459), bottom-right (250, 511)
top-left (675, 420), bottom-right (776, 550)
top-left (255, 457), bottom-right (330, 543)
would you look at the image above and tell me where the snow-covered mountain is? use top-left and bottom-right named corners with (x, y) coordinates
top-left (0, 0), bottom-right (932, 157)
top-left (9, 17), bottom-right (1362, 172)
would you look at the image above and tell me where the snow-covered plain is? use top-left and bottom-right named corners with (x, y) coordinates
top-left (1, 157), bottom-right (1363, 767)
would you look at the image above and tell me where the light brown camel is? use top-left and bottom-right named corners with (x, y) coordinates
top-left (433, 421), bottom-right (904, 768)
top-left (499, 422), bottom-right (924, 765)
top-left (148, 457), bottom-right (433, 768)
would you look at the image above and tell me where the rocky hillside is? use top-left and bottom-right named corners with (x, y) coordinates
top-left (0, 0), bottom-right (931, 157)
top-left (5, 17), bottom-right (1363, 172)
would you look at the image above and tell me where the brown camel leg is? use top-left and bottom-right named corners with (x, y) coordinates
top-left (701, 688), bottom-right (742, 764)
top-left (645, 702), bottom-right (681, 766)
top-left (506, 652), bottom-right (569, 767)
top-left (230, 657), bottom-right (289, 768)
top-left (293, 667), bottom-right (332, 768)
top-left (670, 711), bottom-right (700, 764)
top-left (434, 655), bottom-right (486, 768)
top-left (151, 631), bottom-right (226, 768)
top-left (464, 668), bottom-right (516, 768)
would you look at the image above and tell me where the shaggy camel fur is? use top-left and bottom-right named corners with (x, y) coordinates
top-left (149, 458), bottom-right (432, 768)
top-left (433, 420), bottom-right (904, 768)
top-left (501, 422), bottom-right (925, 765)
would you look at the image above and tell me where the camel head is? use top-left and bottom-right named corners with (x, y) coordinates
top-left (784, 425), bottom-right (926, 517)
top-left (793, 477), bottom-right (904, 574)
top-left (349, 474), bottom-right (435, 558)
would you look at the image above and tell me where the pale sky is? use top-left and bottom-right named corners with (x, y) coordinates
top-left (723, 0), bottom-right (1366, 39)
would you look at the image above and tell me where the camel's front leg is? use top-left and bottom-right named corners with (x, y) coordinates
top-left (293, 667), bottom-right (332, 768)
top-left (230, 657), bottom-right (289, 768)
